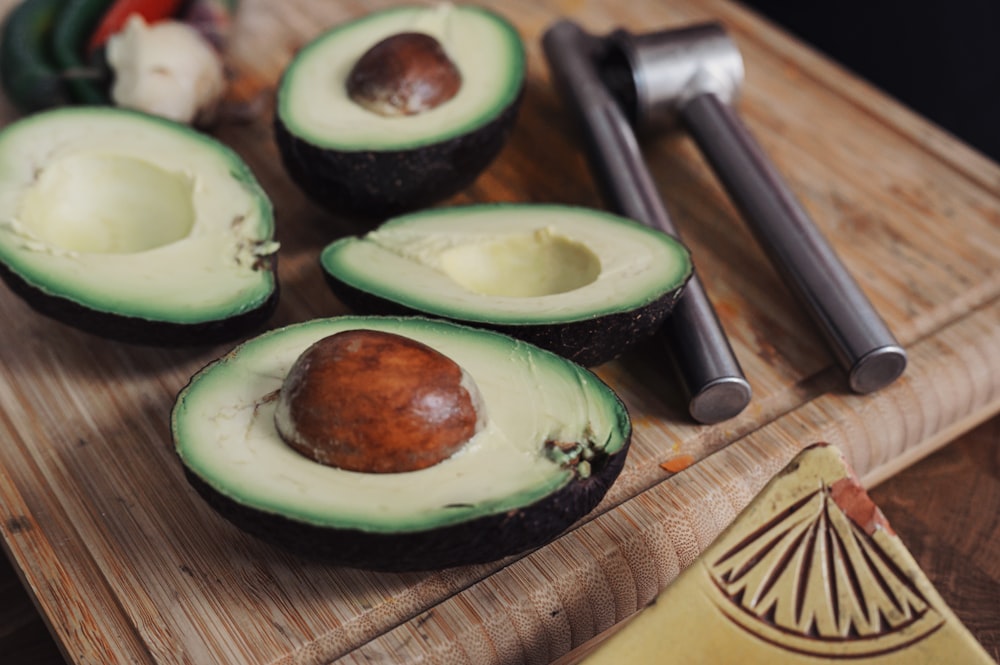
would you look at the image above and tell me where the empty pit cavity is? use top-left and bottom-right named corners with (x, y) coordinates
top-left (439, 228), bottom-right (601, 297)
top-left (18, 153), bottom-right (196, 254)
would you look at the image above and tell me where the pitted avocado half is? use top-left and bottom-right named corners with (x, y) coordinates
top-left (320, 204), bottom-right (692, 366)
top-left (172, 316), bottom-right (631, 571)
top-left (0, 107), bottom-right (278, 344)
top-left (274, 4), bottom-right (525, 219)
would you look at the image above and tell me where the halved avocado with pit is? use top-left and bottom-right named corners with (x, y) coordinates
top-left (172, 316), bottom-right (631, 570)
top-left (0, 107), bottom-right (278, 344)
top-left (320, 204), bottom-right (692, 366)
top-left (274, 4), bottom-right (525, 219)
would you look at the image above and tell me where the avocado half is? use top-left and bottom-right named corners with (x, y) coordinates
top-left (320, 204), bottom-right (693, 366)
top-left (0, 107), bottom-right (278, 345)
top-left (172, 316), bottom-right (631, 570)
top-left (274, 4), bottom-right (525, 219)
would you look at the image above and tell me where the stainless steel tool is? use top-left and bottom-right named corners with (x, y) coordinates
top-left (599, 22), bottom-right (907, 394)
top-left (543, 21), bottom-right (752, 425)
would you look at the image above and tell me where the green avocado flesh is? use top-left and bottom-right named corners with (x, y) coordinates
top-left (277, 4), bottom-right (524, 151)
top-left (172, 316), bottom-right (631, 569)
top-left (321, 204), bottom-right (692, 365)
top-left (0, 107), bottom-right (277, 343)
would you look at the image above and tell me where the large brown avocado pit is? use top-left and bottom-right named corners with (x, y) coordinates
top-left (274, 329), bottom-right (482, 473)
top-left (346, 32), bottom-right (462, 117)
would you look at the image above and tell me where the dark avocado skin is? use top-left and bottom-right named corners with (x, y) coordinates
top-left (274, 87), bottom-right (524, 221)
top-left (0, 259), bottom-right (279, 346)
top-left (323, 269), bottom-right (686, 367)
top-left (182, 432), bottom-right (629, 571)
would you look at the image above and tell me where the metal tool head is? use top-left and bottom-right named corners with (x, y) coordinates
top-left (600, 22), bottom-right (744, 133)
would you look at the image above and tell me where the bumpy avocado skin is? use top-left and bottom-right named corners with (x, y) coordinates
top-left (182, 431), bottom-right (628, 571)
top-left (274, 87), bottom-right (523, 220)
top-left (323, 269), bottom-right (685, 367)
top-left (0, 257), bottom-right (280, 346)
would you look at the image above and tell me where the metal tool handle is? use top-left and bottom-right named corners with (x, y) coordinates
top-left (543, 21), bottom-right (751, 423)
top-left (680, 93), bottom-right (906, 393)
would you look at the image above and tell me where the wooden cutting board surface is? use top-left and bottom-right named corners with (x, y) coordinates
top-left (0, 1), bottom-right (998, 663)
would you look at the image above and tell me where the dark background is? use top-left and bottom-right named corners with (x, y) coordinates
top-left (741, 0), bottom-right (1000, 163)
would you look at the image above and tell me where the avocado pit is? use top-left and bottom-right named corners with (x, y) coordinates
top-left (346, 32), bottom-right (461, 117)
top-left (274, 329), bottom-right (482, 473)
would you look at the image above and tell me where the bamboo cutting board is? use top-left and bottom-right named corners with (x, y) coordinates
top-left (1, 1), bottom-right (998, 663)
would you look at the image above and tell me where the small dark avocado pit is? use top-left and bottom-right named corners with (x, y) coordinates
top-left (172, 316), bottom-right (632, 571)
top-left (320, 204), bottom-right (693, 366)
top-left (0, 107), bottom-right (278, 345)
top-left (274, 5), bottom-right (525, 220)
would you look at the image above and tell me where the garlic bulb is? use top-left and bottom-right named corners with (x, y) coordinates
top-left (106, 16), bottom-right (226, 125)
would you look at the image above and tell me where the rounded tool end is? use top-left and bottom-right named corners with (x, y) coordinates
top-left (848, 345), bottom-right (907, 394)
top-left (689, 376), bottom-right (752, 425)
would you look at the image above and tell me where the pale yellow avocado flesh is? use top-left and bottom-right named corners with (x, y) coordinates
top-left (0, 107), bottom-right (276, 323)
top-left (277, 4), bottom-right (525, 150)
top-left (173, 316), bottom-right (630, 533)
top-left (438, 228), bottom-right (602, 297)
top-left (321, 204), bottom-right (692, 324)
top-left (19, 153), bottom-right (195, 254)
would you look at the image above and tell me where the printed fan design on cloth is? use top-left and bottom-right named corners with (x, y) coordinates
top-left (709, 483), bottom-right (943, 657)
top-left (578, 444), bottom-right (996, 664)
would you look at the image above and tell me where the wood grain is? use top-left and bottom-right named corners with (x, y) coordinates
top-left (550, 416), bottom-right (1000, 665)
top-left (870, 418), bottom-right (1000, 664)
top-left (5, 418), bottom-right (997, 665)
top-left (0, 0), bottom-right (998, 663)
